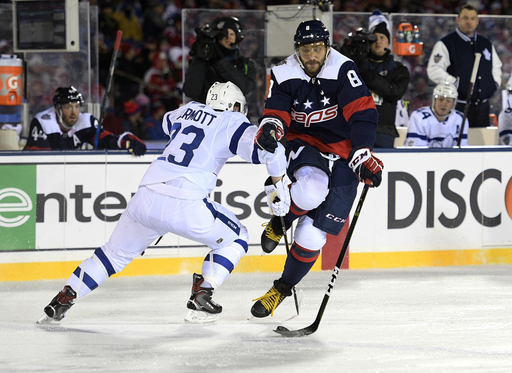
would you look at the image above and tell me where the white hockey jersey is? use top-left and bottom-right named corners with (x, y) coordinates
top-left (498, 89), bottom-right (512, 145)
top-left (139, 101), bottom-right (286, 199)
top-left (404, 106), bottom-right (468, 148)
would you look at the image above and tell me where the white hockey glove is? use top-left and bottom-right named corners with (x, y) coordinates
top-left (348, 147), bottom-right (384, 188)
top-left (264, 176), bottom-right (290, 217)
top-left (255, 117), bottom-right (284, 153)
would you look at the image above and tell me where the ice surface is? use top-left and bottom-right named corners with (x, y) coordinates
top-left (1, 266), bottom-right (512, 372)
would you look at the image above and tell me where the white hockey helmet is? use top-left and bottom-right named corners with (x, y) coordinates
top-left (432, 81), bottom-right (458, 118)
top-left (206, 81), bottom-right (248, 116)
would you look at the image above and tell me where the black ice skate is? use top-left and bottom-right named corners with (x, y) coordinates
top-left (261, 216), bottom-right (291, 253)
top-left (185, 273), bottom-right (222, 323)
top-left (37, 285), bottom-right (77, 324)
top-left (251, 278), bottom-right (293, 318)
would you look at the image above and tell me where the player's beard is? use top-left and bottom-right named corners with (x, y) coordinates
top-left (305, 61), bottom-right (321, 76)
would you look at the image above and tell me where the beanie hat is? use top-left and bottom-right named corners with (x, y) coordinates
top-left (120, 42), bottom-right (134, 56)
top-left (124, 101), bottom-right (140, 115)
top-left (372, 22), bottom-right (390, 42)
top-left (369, 10), bottom-right (391, 43)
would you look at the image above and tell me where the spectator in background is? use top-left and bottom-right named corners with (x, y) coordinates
top-left (404, 82), bottom-right (468, 147)
top-left (122, 100), bottom-right (147, 139)
top-left (427, 4), bottom-right (502, 127)
top-left (409, 74), bottom-right (432, 110)
top-left (98, 0), bottom-right (119, 48)
top-left (342, 10), bottom-right (410, 148)
top-left (116, 43), bottom-right (145, 103)
top-left (164, 13), bottom-right (183, 47)
top-left (142, 0), bottom-right (167, 42)
top-left (145, 100), bottom-right (168, 140)
top-left (112, 1), bottom-right (143, 44)
top-left (143, 48), bottom-right (181, 111)
top-left (182, 16), bottom-right (256, 104)
top-left (24, 86), bottom-right (146, 155)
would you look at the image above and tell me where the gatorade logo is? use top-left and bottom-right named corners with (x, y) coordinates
top-left (7, 75), bottom-right (19, 90)
top-left (0, 188), bottom-right (33, 227)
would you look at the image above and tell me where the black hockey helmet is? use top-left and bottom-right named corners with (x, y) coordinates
top-left (53, 86), bottom-right (84, 107)
top-left (211, 16), bottom-right (244, 45)
top-left (294, 19), bottom-right (330, 49)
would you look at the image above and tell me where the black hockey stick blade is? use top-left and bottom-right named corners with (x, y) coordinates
top-left (274, 183), bottom-right (370, 337)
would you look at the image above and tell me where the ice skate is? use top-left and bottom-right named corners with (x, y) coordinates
top-left (185, 273), bottom-right (222, 323)
top-left (251, 278), bottom-right (293, 318)
top-left (261, 216), bottom-right (291, 254)
top-left (36, 285), bottom-right (77, 324)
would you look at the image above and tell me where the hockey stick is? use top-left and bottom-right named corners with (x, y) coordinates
top-left (94, 30), bottom-right (123, 148)
top-left (457, 52), bottom-right (482, 147)
top-left (274, 182), bottom-right (370, 337)
top-left (280, 215), bottom-right (300, 315)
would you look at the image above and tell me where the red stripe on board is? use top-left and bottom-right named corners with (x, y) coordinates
top-left (321, 216), bottom-right (350, 270)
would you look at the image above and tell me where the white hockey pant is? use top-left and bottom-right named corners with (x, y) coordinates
top-left (290, 165), bottom-right (329, 211)
top-left (66, 186), bottom-right (248, 298)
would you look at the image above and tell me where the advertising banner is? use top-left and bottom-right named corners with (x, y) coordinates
top-left (1, 149), bottom-right (512, 258)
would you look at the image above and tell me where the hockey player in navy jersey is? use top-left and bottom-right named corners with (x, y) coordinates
top-left (404, 82), bottom-right (468, 147)
top-left (250, 19), bottom-right (383, 318)
top-left (24, 86), bottom-right (146, 155)
top-left (37, 81), bottom-right (290, 324)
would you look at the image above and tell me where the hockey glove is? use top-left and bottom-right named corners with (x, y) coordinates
top-left (255, 117), bottom-right (284, 153)
top-left (264, 176), bottom-right (290, 217)
top-left (348, 147), bottom-right (384, 188)
top-left (119, 132), bottom-right (147, 156)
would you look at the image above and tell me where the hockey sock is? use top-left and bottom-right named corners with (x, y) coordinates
top-left (281, 241), bottom-right (320, 285)
top-left (202, 238), bottom-right (248, 289)
top-left (283, 197), bottom-right (309, 227)
top-left (67, 248), bottom-right (116, 298)
top-left (201, 279), bottom-right (213, 288)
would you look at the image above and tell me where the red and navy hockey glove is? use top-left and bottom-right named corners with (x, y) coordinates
top-left (255, 117), bottom-right (284, 153)
top-left (348, 147), bottom-right (384, 187)
top-left (119, 132), bottom-right (147, 156)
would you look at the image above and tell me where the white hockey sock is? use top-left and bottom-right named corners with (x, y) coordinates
top-left (202, 239), bottom-right (247, 289)
top-left (67, 254), bottom-right (110, 298)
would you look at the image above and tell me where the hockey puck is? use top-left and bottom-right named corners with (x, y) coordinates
top-left (275, 326), bottom-right (289, 332)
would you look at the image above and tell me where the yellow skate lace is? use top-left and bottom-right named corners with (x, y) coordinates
top-left (252, 286), bottom-right (284, 316)
top-left (261, 222), bottom-right (282, 243)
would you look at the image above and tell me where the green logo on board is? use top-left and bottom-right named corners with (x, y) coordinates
top-left (0, 165), bottom-right (36, 250)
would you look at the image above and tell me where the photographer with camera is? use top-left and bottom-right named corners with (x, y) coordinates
top-left (183, 16), bottom-right (256, 105)
top-left (340, 10), bottom-right (410, 148)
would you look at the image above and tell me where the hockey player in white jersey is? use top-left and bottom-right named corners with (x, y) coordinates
top-left (498, 77), bottom-right (512, 145)
top-left (405, 81), bottom-right (468, 147)
top-left (37, 81), bottom-right (290, 324)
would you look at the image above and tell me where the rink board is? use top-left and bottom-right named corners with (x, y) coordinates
top-left (1, 148), bottom-right (512, 280)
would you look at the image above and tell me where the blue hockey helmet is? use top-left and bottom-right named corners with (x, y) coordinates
top-left (294, 19), bottom-right (330, 49)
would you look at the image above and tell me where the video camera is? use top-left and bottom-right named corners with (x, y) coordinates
top-left (339, 28), bottom-right (377, 62)
top-left (192, 24), bottom-right (223, 60)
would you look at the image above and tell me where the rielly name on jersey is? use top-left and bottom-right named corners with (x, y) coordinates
top-left (25, 107), bottom-right (122, 150)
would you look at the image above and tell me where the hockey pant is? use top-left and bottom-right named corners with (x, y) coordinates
top-left (66, 186), bottom-right (249, 298)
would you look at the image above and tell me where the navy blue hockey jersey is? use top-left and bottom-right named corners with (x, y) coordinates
top-left (25, 107), bottom-right (121, 150)
top-left (263, 48), bottom-right (378, 158)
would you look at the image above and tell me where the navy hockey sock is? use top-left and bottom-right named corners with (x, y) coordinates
top-left (281, 241), bottom-right (320, 285)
